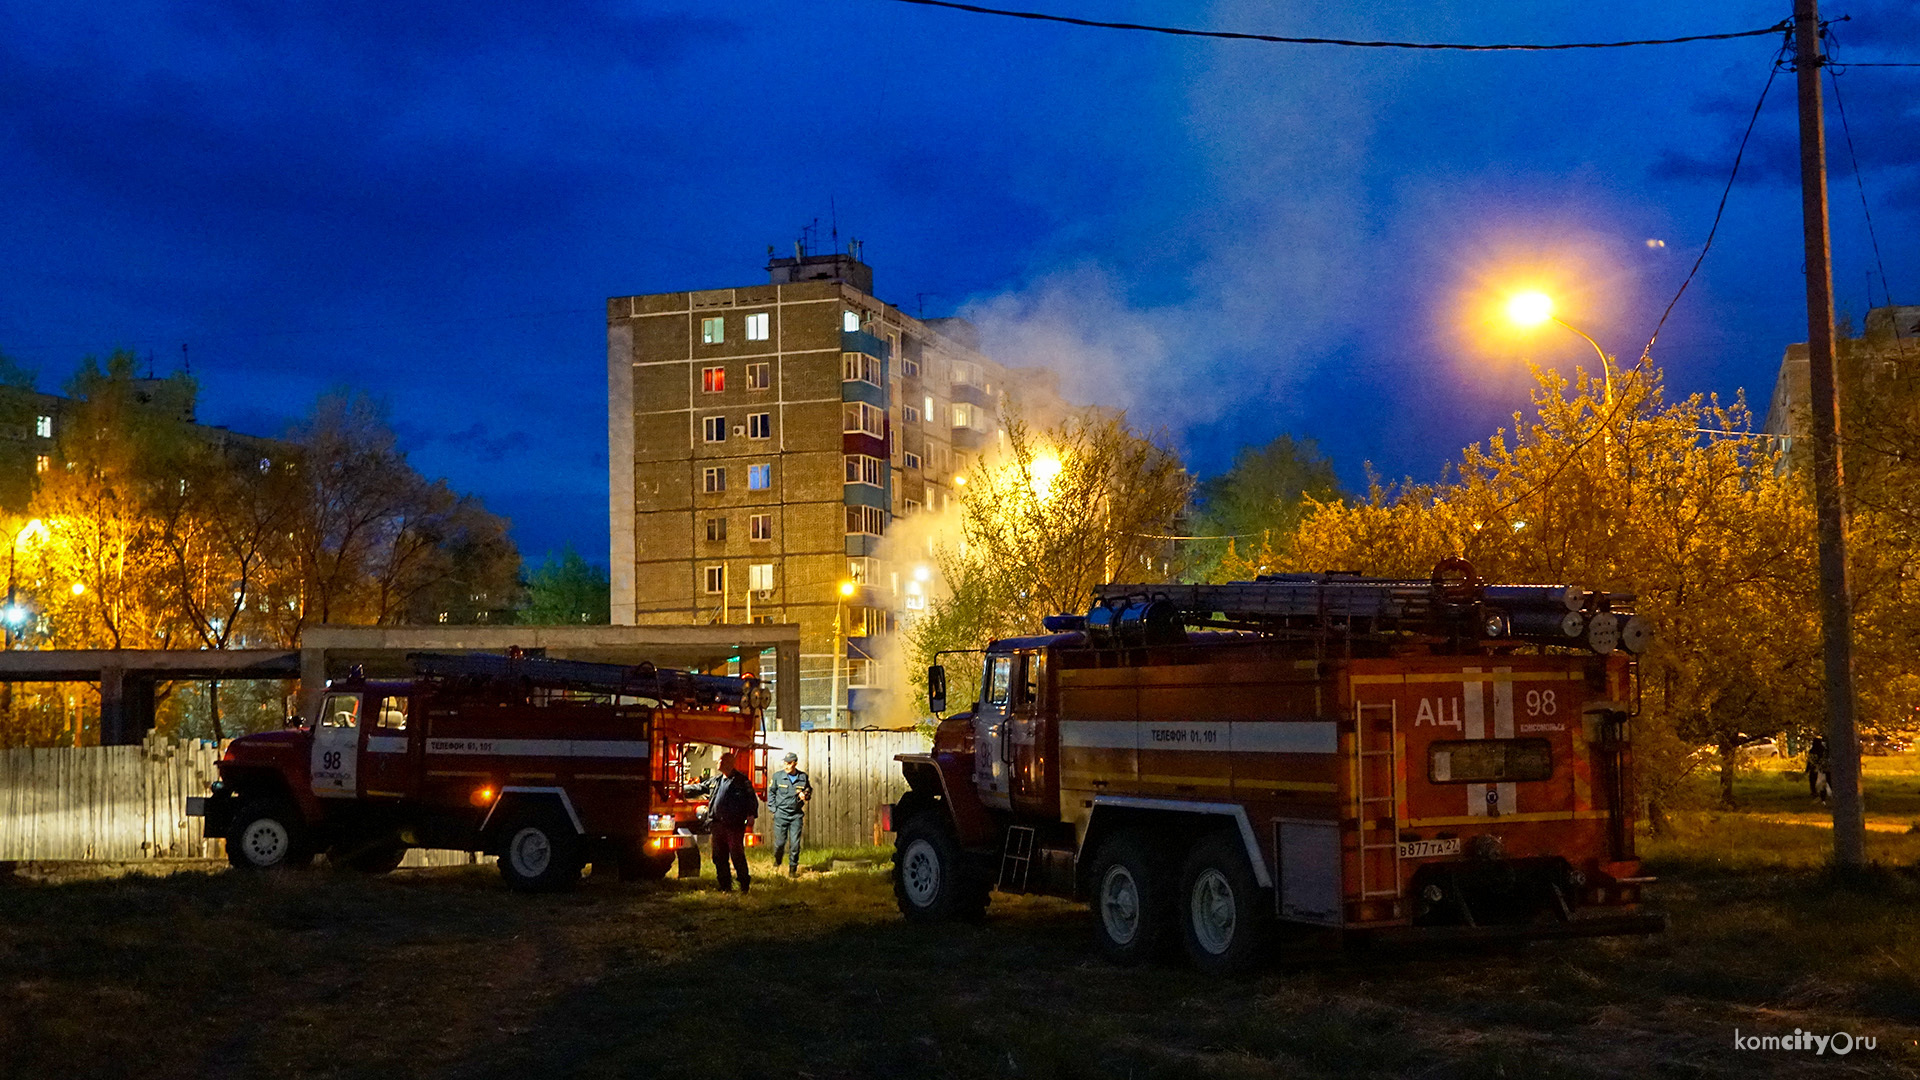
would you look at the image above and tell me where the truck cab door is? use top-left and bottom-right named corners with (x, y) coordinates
top-left (973, 653), bottom-right (1015, 811)
top-left (1008, 650), bottom-right (1051, 813)
top-left (311, 692), bottom-right (363, 799)
top-left (359, 695), bottom-right (416, 799)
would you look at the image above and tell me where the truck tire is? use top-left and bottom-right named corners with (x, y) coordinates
top-left (227, 798), bottom-right (314, 872)
top-left (497, 811), bottom-right (584, 892)
top-left (1089, 831), bottom-right (1173, 964)
top-left (1178, 833), bottom-right (1271, 974)
top-left (893, 814), bottom-right (989, 922)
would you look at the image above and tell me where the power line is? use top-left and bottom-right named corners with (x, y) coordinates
top-left (883, 0), bottom-right (1788, 51)
top-left (1825, 27), bottom-right (1896, 313)
top-left (1828, 62), bottom-right (1920, 67)
top-left (1637, 31), bottom-right (1793, 364)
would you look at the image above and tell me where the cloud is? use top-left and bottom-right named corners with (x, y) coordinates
top-left (438, 422), bottom-right (532, 463)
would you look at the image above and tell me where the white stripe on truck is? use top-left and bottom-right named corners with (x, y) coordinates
top-left (425, 738), bottom-right (650, 759)
top-left (1060, 720), bottom-right (1336, 755)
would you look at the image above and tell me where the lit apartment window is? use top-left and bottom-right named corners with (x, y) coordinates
top-left (843, 310), bottom-right (861, 332)
top-left (747, 412), bottom-right (771, 439)
top-left (747, 563), bottom-right (774, 592)
top-left (748, 463), bottom-right (771, 490)
top-left (848, 557), bottom-right (873, 584)
top-left (703, 416), bottom-right (727, 443)
top-left (903, 498), bottom-right (921, 515)
top-left (750, 513), bottom-right (772, 540)
top-left (844, 454), bottom-right (884, 487)
top-left (34, 455), bottom-right (50, 474)
top-left (924, 395), bottom-right (934, 423)
top-left (842, 352), bottom-right (880, 385)
top-left (34, 415), bottom-right (52, 438)
top-left (746, 362), bottom-right (770, 390)
top-left (843, 402), bottom-right (885, 437)
top-left (703, 467), bottom-right (726, 493)
top-left (847, 658), bottom-right (875, 688)
top-left (704, 565), bottom-right (725, 593)
top-left (904, 451), bottom-right (921, 470)
top-left (702, 316), bottom-right (725, 344)
top-left (746, 312), bottom-right (770, 341)
top-left (952, 402), bottom-right (983, 430)
top-left (702, 366), bottom-right (725, 393)
top-left (846, 505), bottom-right (885, 536)
top-left (903, 404), bottom-right (919, 423)
top-left (705, 516), bottom-right (727, 542)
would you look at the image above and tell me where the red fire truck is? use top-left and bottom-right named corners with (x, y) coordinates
top-left (889, 561), bottom-right (1664, 971)
top-left (189, 651), bottom-right (771, 891)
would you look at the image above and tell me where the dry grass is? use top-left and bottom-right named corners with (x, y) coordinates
top-left (2, 805), bottom-right (1917, 1078)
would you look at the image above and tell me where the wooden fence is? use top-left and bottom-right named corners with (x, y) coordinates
top-left (762, 730), bottom-right (930, 849)
top-left (0, 730), bottom-right (930, 862)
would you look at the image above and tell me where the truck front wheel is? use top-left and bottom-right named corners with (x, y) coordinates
top-left (497, 812), bottom-right (584, 892)
top-left (227, 798), bottom-right (314, 872)
top-left (1089, 832), bottom-right (1172, 964)
top-left (893, 815), bottom-right (988, 922)
top-left (1178, 833), bottom-right (1271, 974)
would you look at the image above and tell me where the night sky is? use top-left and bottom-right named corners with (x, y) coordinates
top-left (2, 1), bottom-right (1914, 565)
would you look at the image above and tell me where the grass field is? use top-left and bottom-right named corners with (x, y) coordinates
top-left (4, 765), bottom-right (1919, 1078)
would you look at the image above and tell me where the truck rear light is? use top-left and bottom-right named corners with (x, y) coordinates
top-left (744, 832), bottom-right (762, 846)
top-left (646, 835), bottom-right (693, 851)
top-left (880, 803), bottom-right (894, 832)
top-left (470, 787), bottom-right (495, 807)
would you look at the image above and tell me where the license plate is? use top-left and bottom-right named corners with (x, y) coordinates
top-left (1398, 837), bottom-right (1462, 859)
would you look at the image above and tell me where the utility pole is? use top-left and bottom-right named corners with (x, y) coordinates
top-left (1793, 0), bottom-right (1866, 869)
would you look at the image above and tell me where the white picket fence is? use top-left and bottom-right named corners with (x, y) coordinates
top-left (0, 730), bottom-right (931, 862)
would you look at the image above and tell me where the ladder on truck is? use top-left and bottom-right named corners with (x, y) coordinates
top-left (1353, 700), bottom-right (1403, 906)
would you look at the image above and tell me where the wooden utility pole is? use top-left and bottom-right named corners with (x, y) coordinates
top-left (1793, 0), bottom-right (1866, 868)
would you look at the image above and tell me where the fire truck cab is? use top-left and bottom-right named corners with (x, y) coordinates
top-left (890, 562), bottom-right (1664, 971)
top-left (190, 650), bottom-right (771, 891)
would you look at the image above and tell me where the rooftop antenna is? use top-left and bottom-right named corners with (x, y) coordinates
top-left (181, 342), bottom-right (191, 375)
top-left (145, 351), bottom-right (156, 378)
top-left (830, 195), bottom-right (839, 254)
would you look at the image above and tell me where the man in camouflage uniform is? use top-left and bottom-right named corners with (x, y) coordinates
top-left (769, 751), bottom-right (812, 877)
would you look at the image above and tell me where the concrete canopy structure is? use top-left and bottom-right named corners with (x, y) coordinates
top-left (0, 622), bottom-right (803, 744)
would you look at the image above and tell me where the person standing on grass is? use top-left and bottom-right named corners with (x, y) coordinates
top-left (708, 752), bottom-right (759, 893)
top-left (768, 751), bottom-right (812, 877)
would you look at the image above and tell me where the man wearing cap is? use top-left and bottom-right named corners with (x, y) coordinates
top-left (768, 751), bottom-right (812, 877)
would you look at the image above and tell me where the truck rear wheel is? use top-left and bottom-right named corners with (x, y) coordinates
top-left (497, 812), bottom-right (583, 892)
top-left (1178, 833), bottom-right (1271, 974)
top-left (893, 815), bottom-right (988, 922)
top-left (1089, 832), bottom-right (1172, 964)
top-left (227, 798), bottom-right (314, 872)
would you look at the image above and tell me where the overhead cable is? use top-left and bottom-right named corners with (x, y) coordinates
top-left (1636, 32), bottom-right (1793, 364)
top-left (1826, 26), bottom-right (1899, 315)
top-left (884, 0), bottom-right (1788, 51)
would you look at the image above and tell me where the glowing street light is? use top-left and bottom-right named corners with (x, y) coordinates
top-left (1504, 291), bottom-right (1615, 406)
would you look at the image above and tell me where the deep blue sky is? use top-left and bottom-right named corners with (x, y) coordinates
top-left (2, 1), bottom-right (1914, 565)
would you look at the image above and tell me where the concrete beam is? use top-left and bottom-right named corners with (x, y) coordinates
top-left (0, 649), bottom-right (300, 682)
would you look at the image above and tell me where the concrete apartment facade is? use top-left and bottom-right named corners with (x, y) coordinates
top-left (607, 252), bottom-right (1065, 728)
top-left (1763, 304), bottom-right (1920, 461)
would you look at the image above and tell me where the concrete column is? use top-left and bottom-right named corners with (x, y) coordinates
top-left (99, 665), bottom-right (125, 745)
top-left (97, 667), bottom-right (154, 745)
top-left (298, 647), bottom-right (329, 725)
top-left (775, 641), bottom-right (802, 731)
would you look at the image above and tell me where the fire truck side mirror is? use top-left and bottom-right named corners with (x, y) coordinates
top-left (927, 665), bottom-right (947, 715)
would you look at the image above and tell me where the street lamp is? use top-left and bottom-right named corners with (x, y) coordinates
top-left (1505, 291), bottom-right (1615, 406)
top-left (4, 518), bottom-right (48, 650)
top-left (829, 579), bottom-right (856, 728)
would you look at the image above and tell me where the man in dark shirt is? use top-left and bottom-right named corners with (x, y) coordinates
top-left (768, 751), bottom-right (812, 877)
top-left (707, 752), bottom-right (758, 893)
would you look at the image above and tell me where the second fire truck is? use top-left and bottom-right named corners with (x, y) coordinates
top-left (191, 650), bottom-right (771, 890)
